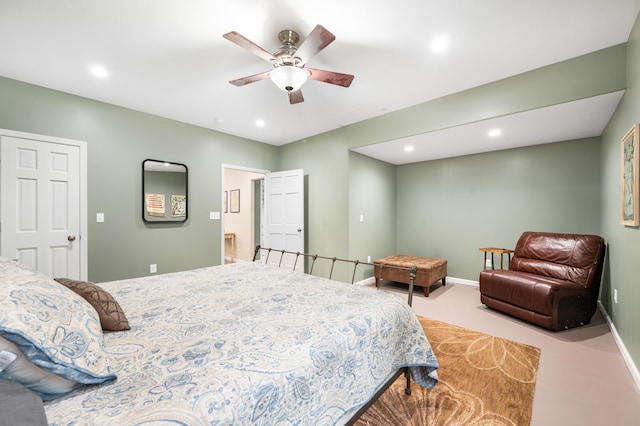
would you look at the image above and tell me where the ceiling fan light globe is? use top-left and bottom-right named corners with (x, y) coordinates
top-left (270, 66), bottom-right (308, 92)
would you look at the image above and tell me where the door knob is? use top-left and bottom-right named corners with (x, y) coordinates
top-left (67, 235), bottom-right (76, 242)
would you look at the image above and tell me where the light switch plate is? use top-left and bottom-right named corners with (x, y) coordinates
top-left (96, 213), bottom-right (105, 223)
top-left (210, 211), bottom-right (220, 220)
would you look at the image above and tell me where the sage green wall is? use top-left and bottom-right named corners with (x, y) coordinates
top-left (396, 138), bottom-right (601, 280)
top-left (599, 13), bottom-right (640, 374)
top-left (348, 151), bottom-right (396, 281)
top-left (0, 77), bottom-right (278, 282)
top-left (277, 134), bottom-right (352, 280)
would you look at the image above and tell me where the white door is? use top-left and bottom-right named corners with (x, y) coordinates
top-left (263, 169), bottom-right (304, 268)
top-left (1, 131), bottom-right (86, 279)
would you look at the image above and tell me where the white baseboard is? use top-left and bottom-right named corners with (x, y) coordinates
top-left (355, 277), bottom-right (376, 286)
top-left (446, 276), bottom-right (478, 287)
top-left (598, 301), bottom-right (640, 392)
top-left (354, 275), bottom-right (477, 287)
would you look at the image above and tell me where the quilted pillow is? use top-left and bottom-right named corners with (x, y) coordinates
top-left (0, 257), bottom-right (116, 400)
top-left (54, 278), bottom-right (130, 331)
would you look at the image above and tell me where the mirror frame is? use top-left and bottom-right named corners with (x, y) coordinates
top-left (142, 159), bottom-right (188, 223)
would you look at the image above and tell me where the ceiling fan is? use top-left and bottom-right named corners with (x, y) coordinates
top-left (223, 25), bottom-right (354, 104)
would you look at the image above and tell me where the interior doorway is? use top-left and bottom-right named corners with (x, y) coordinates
top-left (222, 165), bottom-right (266, 263)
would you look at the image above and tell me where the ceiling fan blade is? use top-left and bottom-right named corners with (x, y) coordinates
top-left (229, 71), bottom-right (271, 87)
top-left (294, 25), bottom-right (336, 65)
top-left (307, 68), bottom-right (354, 87)
top-left (223, 31), bottom-right (275, 63)
top-left (288, 90), bottom-right (304, 104)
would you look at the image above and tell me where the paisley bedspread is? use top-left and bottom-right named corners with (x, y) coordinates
top-left (44, 262), bottom-right (439, 425)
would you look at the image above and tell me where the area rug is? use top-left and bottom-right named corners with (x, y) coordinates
top-left (356, 316), bottom-right (541, 426)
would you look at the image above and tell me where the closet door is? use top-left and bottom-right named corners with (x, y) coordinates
top-left (1, 130), bottom-right (86, 279)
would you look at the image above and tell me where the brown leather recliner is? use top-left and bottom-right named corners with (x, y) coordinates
top-left (479, 231), bottom-right (606, 331)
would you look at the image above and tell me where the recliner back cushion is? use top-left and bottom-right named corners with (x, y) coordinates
top-left (510, 232), bottom-right (604, 288)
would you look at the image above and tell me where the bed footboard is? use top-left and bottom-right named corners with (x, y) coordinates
top-left (253, 245), bottom-right (418, 306)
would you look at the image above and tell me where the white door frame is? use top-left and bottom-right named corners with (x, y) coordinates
top-left (221, 164), bottom-right (269, 264)
top-left (0, 128), bottom-right (88, 280)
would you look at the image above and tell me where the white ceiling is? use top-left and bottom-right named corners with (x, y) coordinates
top-left (0, 1), bottom-right (638, 164)
top-left (354, 91), bottom-right (626, 164)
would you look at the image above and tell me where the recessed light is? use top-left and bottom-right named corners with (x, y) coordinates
top-left (90, 65), bottom-right (109, 78)
top-left (488, 128), bottom-right (502, 137)
top-left (255, 119), bottom-right (265, 127)
top-left (404, 146), bottom-right (414, 153)
top-left (430, 35), bottom-right (450, 53)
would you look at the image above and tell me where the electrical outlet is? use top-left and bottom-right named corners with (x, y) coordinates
top-left (367, 255), bottom-right (371, 263)
top-left (150, 264), bottom-right (157, 274)
top-left (614, 289), bottom-right (618, 304)
top-left (485, 258), bottom-right (492, 268)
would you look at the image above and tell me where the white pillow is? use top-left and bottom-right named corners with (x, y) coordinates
top-left (0, 256), bottom-right (116, 400)
top-left (0, 336), bottom-right (76, 397)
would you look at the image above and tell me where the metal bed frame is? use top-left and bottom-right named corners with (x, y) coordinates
top-left (252, 245), bottom-right (420, 423)
top-left (252, 245), bottom-right (419, 306)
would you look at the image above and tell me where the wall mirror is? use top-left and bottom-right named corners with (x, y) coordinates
top-left (142, 159), bottom-right (188, 223)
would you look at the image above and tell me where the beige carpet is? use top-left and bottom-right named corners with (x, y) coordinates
top-left (357, 316), bottom-right (541, 426)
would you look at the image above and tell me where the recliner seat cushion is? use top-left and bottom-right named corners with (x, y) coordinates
top-left (479, 270), bottom-right (583, 316)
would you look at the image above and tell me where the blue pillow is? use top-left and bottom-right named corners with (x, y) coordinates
top-left (0, 257), bottom-right (116, 400)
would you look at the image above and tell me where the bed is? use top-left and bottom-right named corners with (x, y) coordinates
top-left (0, 253), bottom-right (439, 425)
